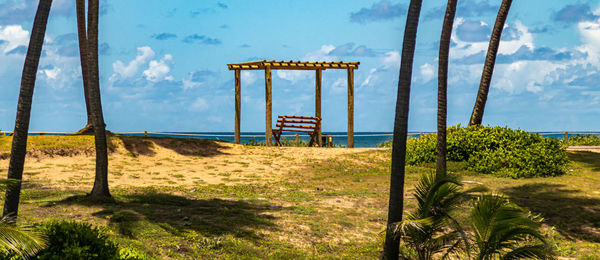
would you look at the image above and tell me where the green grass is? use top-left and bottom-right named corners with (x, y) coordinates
top-left (5, 145), bottom-right (600, 259)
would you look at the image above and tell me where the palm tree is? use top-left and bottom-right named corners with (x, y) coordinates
top-left (383, 0), bottom-right (424, 258)
top-left (468, 0), bottom-right (513, 126)
top-left (436, 0), bottom-right (458, 178)
top-left (470, 195), bottom-right (553, 259)
top-left (86, 0), bottom-right (111, 199)
top-left (394, 173), bottom-right (468, 260)
top-left (2, 0), bottom-right (53, 220)
top-left (75, 0), bottom-right (94, 134)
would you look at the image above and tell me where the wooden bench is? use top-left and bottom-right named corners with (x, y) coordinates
top-left (272, 115), bottom-right (321, 146)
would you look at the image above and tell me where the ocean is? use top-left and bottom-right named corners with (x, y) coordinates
top-left (122, 132), bottom-right (396, 148)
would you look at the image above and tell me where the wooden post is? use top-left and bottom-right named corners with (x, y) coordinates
top-left (265, 66), bottom-right (273, 146)
top-left (564, 131), bottom-right (568, 144)
top-left (316, 69), bottom-right (322, 147)
top-left (295, 133), bottom-right (300, 147)
top-left (144, 131), bottom-right (147, 137)
top-left (234, 69), bottom-right (241, 144)
top-left (347, 68), bottom-right (354, 148)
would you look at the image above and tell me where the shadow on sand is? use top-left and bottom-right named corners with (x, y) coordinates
top-left (502, 183), bottom-right (600, 242)
top-left (43, 190), bottom-right (281, 241)
top-left (115, 135), bottom-right (230, 158)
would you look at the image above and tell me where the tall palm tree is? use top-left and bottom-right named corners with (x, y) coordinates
top-left (86, 0), bottom-right (111, 199)
top-left (436, 0), bottom-right (458, 178)
top-left (75, 0), bottom-right (94, 134)
top-left (2, 0), bottom-right (53, 220)
top-left (468, 0), bottom-right (513, 126)
top-left (382, 0), bottom-right (424, 258)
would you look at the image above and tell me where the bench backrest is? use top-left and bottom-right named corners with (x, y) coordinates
top-left (276, 115), bottom-right (321, 133)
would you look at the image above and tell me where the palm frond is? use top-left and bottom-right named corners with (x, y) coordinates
top-left (394, 217), bottom-right (433, 237)
top-left (0, 217), bottom-right (46, 257)
top-left (471, 194), bottom-right (554, 260)
top-left (502, 244), bottom-right (555, 260)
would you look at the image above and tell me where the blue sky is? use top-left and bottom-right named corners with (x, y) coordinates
top-left (0, 0), bottom-right (600, 132)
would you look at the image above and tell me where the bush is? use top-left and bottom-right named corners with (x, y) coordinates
top-left (119, 247), bottom-right (153, 260)
top-left (0, 221), bottom-right (119, 260)
top-left (565, 134), bottom-right (600, 146)
top-left (405, 125), bottom-right (568, 178)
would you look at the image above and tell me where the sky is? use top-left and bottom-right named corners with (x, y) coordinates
top-left (0, 0), bottom-right (600, 132)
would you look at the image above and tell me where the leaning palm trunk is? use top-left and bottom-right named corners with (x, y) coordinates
top-left (468, 0), bottom-right (513, 126)
top-left (75, 0), bottom-right (93, 134)
top-left (2, 0), bottom-right (53, 220)
top-left (436, 0), bottom-right (458, 178)
top-left (382, 0), bottom-right (424, 258)
top-left (86, 0), bottom-right (111, 199)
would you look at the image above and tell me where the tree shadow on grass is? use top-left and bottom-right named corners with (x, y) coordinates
top-left (44, 190), bottom-right (282, 241)
top-left (115, 135), bottom-right (230, 158)
top-left (502, 183), bottom-right (600, 242)
top-left (567, 151), bottom-right (600, 171)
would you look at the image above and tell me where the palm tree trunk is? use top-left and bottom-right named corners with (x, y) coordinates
top-left (436, 0), bottom-right (458, 178)
top-left (76, 0), bottom-right (94, 133)
top-left (2, 0), bottom-right (53, 221)
top-left (468, 0), bottom-right (513, 126)
top-left (86, 0), bottom-right (111, 199)
top-left (382, 0), bottom-right (424, 258)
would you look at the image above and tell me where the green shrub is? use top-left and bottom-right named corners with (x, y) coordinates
top-left (118, 247), bottom-right (154, 260)
top-left (565, 134), bottom-right (600, 146)
top-left (405, 125), bottom-right (567, 178)
top-left (0, 221), bottom-right (117, 260)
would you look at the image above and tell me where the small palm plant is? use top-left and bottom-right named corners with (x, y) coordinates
top-left (0, 179), bottom-right (46, 257)
top-left (394, 173), bottom-right (470, 259)
top-left (470, 194), bottom-right (554, 260)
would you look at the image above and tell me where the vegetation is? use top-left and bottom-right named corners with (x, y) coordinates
top-left (0, 221), bottom-right (120, 259)
top-left (394, 173), bottom-right (468, 259)
top-left (0, 136), bottom-right (597, 258)
top-left (382, 126), bottom-right (568, 178)
top-left (395, 173), bottom-right (553, 259)
top-left (243, 136), bottom-right (344, 148)
top-left (565, 134), bottom-right (600, 146)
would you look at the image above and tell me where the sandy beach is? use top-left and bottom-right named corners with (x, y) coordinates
top-left (0, 136), bottom-right (379, 189)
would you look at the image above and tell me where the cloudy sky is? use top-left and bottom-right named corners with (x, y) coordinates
top-left (0, 0), bottom-right (599, 132)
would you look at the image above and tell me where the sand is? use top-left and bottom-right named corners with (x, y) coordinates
top-left (0, 138), bottom-right (379, 189)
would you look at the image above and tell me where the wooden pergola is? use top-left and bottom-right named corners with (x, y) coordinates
top-left (227, 60), bottom-right (360, 147)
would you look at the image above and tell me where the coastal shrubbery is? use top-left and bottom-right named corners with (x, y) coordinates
top-left (385, 125), bottom-right (568, 178)
top-left (565, 134), bottom-right (600, 146)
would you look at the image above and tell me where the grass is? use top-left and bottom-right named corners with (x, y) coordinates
top-left (2, 136), bottom-right (600, 258)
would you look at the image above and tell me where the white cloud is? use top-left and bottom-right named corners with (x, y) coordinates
top-left (241, 70), bottom-right (257, 85)
top-left (41, 67), bottom-right (61, 80)
top-left (304, 44), bottom-right (336, 61)
top-left (419, 63), bottom-right (435, 83)
top-left (112, 46), bottom-right (155, 79)
top-left (332, 77), bottom-right (347, 93)
top-left (361, 68), bottom-right (377, 87)
top-left (450, 18), bottom-right (534, 59)
top-left (0, 25), bottom-right (29, 53)
top-left (189, 97), bottom-right (209, 111)
top-left (577, 18), bottom-right (600, 67)
top-left (276, 70), bottom-right (311, 83)
top-left (382, 51), bottom-right (400, 69)
top-left (143, 54), bottom-right (174, 82)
